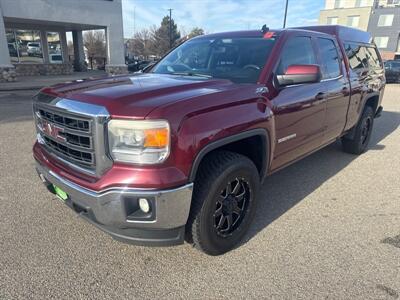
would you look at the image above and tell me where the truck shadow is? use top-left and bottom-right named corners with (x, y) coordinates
top-left (243, 111), bottom-right (400, 245)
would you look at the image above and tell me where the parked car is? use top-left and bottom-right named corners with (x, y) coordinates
top-left (33, 25), bottom-right (384, 255)
top-left (27, 42), bottom-right (42, 57)
top-left (127, 60), bottom-right (152, 72)
top-left (384, 60), bottom-right (400, 83)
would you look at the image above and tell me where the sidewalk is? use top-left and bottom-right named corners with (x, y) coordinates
top-left (0, 70), bottom-right (108, 91)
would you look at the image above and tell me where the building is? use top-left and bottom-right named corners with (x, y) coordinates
top-left (368, 0), bottom-right (400, 60)
top-left (0, 0), bottom-right (127, 82)
top-left (319, 0), bottom-right (400, 59)
top-left (319, 0), bottom-right (375, 31)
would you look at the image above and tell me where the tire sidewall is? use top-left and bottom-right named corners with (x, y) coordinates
top-left (356, 106), bottom-right (374, 153)
top-left (197, 159), bottom-right (259, 254)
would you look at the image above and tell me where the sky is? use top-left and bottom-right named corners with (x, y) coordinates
top-left (122, 0), bottom-right (325, 38)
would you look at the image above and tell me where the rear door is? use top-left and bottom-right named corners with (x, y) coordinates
top-left (315, 37), bottom-right (351, 143)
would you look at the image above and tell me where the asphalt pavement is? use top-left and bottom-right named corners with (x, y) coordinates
top-left (0, 86), bottom-right (399, 299)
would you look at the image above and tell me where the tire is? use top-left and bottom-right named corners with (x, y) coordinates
top-left (342, 106), bottom-right (374, 155)
top-left (186, 151), bottom-right (260, 255)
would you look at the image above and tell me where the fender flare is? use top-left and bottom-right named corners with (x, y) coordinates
top-left (188, 128), bottom-right (270, 182)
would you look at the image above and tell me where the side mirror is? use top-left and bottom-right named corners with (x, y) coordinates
top-left (276, 64), bottom-right (322, 86)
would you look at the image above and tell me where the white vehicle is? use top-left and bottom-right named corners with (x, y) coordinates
top-left (27, 42), bottom-right (41, 56)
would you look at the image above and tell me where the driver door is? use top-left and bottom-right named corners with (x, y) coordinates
top-left (270, 35), bottom-right (327, 170)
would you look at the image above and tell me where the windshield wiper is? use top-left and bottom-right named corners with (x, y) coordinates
top-left (170, 72), bottom-right (213, 78)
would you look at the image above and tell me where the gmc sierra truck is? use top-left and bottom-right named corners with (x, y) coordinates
top-left (33, 25), bottom-right (385, 255)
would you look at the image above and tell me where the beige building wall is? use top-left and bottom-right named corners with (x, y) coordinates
top-left (324, 0), bottom-right (374, 9)
top-left (319, 6), bottom-right (373, 30)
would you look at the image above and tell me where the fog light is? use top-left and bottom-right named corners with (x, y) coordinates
top-left (39, 173), bottom-right (47, 183)
top-left (138, 198), bottom-right (150, 213)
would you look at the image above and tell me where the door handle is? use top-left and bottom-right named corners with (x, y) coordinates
top-left (315, 92), bottom-right (326, 101)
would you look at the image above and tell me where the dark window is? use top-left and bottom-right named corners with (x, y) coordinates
top-left (344, 43), bottom-right (381, 70)
top-left (317, 38), bottom-right (341, 79)
top-left (365, 47), bottom-right (382, 68)
top-left (344, 43), bottom-right (368, 70)
top-left (276, 36), bottom-right (316, 75)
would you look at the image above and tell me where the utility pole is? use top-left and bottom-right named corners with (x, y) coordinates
top-left (133, 6), bottom-right (136, 37)
top-left (283, 0), bottom-right (289, 28)
top-left (168, 8), bottom-right (173, 49)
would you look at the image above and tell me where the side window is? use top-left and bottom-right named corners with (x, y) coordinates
top-left (365, 47), bottom-right (382, 68)
top-left (317, 38), bottom-right (341, 79)
top-left (277, 36), bottom-right (316, 75)
top-left (344, 43), bottom-right (368, 70)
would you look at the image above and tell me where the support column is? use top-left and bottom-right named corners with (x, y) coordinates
top-left (0, 4), bottom-right (16, 82)
top-left (105, 23), bottom-right (128, 75)
top-left (59, 31), bottom-right (69, 63)
top-left (40, 30), bottom-right (49, 64)
top-left (72, 30), bottom-right (87, 72)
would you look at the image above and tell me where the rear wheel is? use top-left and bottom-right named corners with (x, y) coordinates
top-left (186, 151), bottom-right (260, 255)
top-left (342, 106), bottom-right (374, 155)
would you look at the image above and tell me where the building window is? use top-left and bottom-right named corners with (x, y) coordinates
top-left (347, 15), bottom-right (360, 27)
top-left (327, 17), bottom-right (339, 25)
top-left (355, 0), bottom-right (368, 7)
top-left (378, 14), bottom-right (394, 26)
top-left (47, 32), bottom-right (63, 63)
top-left (375, 36), bottom-right (389, 48)
top-left (6, 29), bottom-right (19, 63)
top-left (14, 30), bottom-right (44, 63)
top-left (334, 0), bottom-right (344, 8)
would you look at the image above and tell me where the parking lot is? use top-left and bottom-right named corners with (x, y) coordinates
top-left (0, 85), bottom-right (399, 299)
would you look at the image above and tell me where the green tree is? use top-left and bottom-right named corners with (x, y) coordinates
top-left (188, 27), bottom-right (204, 39)
top-left (152, 16), bottom-right (180, 56)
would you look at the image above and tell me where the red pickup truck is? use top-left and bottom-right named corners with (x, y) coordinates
top-left (33, 25), bottom-right (385, 255)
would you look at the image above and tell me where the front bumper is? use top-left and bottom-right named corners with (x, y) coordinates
top-left (36, 161), bottom-right (193, 246)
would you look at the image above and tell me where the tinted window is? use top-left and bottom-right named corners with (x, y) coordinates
top-left (344, 43), bottom-right (368, 70)
top-left (365, 47), bottom-right (381, 68)
top-left (386, 61), bottom-right (400, 70)
top-left (277, 36), bottom-right (316, 75)
top-left (345, 43), bottom-right (382, 70)
top-left (317, 38), bottom-right (341, 79)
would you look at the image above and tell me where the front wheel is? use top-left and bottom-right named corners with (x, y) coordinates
top-left (342, 106), bottom-right (374, 155)
top-left (186, 151), bottom-right (260, 255)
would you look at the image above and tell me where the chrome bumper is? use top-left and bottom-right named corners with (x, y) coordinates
top-left (35, 161), bottom-right (193, 231)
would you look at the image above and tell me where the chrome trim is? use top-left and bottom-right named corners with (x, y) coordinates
top-left (36, 161), bottom-right (193, 229)
top-left (320, 74), bottom-right (344, 82)
top-left (33, 96), bottom-right (113, 177)
top-left (278, 133), bottom-right (297, 144)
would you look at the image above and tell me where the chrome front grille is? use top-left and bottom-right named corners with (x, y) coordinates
top-left (33, 95), bottom-right (112, 177)
top-left (35, 106), bottom-right (95, 169)
top-left (37, 108), bottom-right (91, 132)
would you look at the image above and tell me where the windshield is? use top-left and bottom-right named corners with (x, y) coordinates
top-left (152, 36), bottom-right (277, 84)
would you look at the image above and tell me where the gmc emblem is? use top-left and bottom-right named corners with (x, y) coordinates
top-left (41, 120), bottom-right (66, 142)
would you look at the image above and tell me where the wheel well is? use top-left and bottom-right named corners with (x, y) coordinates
top-left (190, 133), bottom-right (268, 182)
top-left (365, 95), bottom-right (379, 113)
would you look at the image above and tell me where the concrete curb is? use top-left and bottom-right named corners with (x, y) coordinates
top-left (0, 86), bottom-right (43, 92)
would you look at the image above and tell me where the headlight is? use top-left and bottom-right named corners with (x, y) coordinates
top-left (108, 119), bottom-right (170, 164)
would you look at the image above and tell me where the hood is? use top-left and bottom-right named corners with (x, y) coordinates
top-left (40, 73), bottom-right (233, 118)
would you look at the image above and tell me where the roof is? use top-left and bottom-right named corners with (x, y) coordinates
top-left (294, 25), bottom-right (372, 44)
top-left (194, 25), bottom-right (371, 45)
